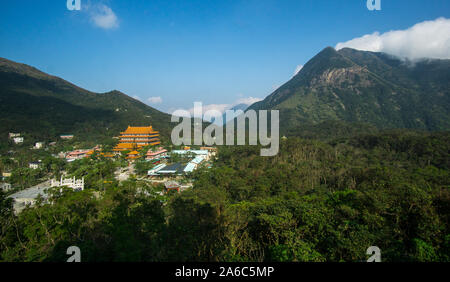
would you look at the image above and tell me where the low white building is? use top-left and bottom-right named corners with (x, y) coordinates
top-left (60, 135), bottom-right (74, 140)
top-left (200, 147), bottom-right (218, 158)
top-left (0, 182), bottom-right (12, 192)
top-left (29, 162), bottom-right (42, 169)
top-left (34, 142), bottom-right (44, 149)
top-left (184, 155), bottom-right (206, 173)
top-left (13, 137), bottom-right (24, 144)
top-left (8, 178), bottom-right (83, 214)
top-left (9, 133), bottom-right (20, 138)
top-left (148, 164), bottom-right (167, 176)
top-left (51, 176), bottom-right (84, 191)
top-left (171, 150), bottom-right (210, 161)
top-left (8, 185), bottom-right (49, 214)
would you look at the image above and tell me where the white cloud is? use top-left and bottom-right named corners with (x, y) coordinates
top-left (90, 4), bottom-right (119, 29)
top-left (169, 104), bottom-right (229, 120)
top-left (170, 109), bottom-right (191, 118)
top-left (147, 96), bottom-right (163, 104)
top-left (335, 17), bottom-right (450, 60)
top-left (169, 96), bottom-right (264, 120)
top-left (235, 96), bottom-right (263, 106)
top-left (293, 65), bottom-right (303, 76)
top-left (187, 104), bottom-right (231, 115)
top-left (184, 97), bottom-right (262, 115)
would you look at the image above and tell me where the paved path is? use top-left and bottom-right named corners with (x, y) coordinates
top-left (115, 163), bottom-right (135, 181)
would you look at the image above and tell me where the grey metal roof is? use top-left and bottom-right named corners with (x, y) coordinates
top-left (8, 183), bottom-right (50, 200)
top-left (171, 150), bottom-right (208, 155)
top-left (183, 163), bottom-right (196, 173)
top-left (158, 163), bottom-right (185, 174)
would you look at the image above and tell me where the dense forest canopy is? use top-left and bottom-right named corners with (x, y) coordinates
top-left (1, 131), bottom-right (448, 262)
top-left (0, 57), bottom-right (173, 143)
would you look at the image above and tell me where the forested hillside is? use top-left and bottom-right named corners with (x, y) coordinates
top-left (0, 58), bottom-right (172, 143)
top-left (1, 131), bottom-right (448, 262)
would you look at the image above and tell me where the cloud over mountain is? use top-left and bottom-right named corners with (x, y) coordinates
top-left (235, 96), bottom-right (263, 106)
top-left (336, 17), bottom-right (450, 60)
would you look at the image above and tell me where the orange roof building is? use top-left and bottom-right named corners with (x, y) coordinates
top-left (126, 150), bottom-right (141, 160)
top-left (113, 126), bottom-right (161, 152)
top-left (87, 150), bottom-right (115, 158)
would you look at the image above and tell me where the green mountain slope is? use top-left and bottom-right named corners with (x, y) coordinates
top-left (249, 47), bottom-right (450, 134)
top-left (0, 58), bottom-right (172, 142)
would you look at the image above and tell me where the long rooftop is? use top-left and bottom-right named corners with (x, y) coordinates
top-left (121, 126), bottom-right (159, 135)
top-left (171, 150), bottom-right (209, 155)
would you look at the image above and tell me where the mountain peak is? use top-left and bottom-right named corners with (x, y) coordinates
top-left (318, 46), bottom-right (338, 55)
top-left (290, 46), bottom-right (354, 84)
top-left (249, 47), bottom-right (450, 132)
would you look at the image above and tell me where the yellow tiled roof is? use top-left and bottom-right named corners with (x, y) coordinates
top-left (126, 156), bottom-right (140, 160)
top-left (121, 126), bottom-right (157, 135)
top-left (114, 143), bottom-right (135, 149)
top-left (120, 134), bottom-right (159, 138)
top-left (102, 153), bottom-right (115, 158)
top-left (113, 143), bottom-right (137, 151)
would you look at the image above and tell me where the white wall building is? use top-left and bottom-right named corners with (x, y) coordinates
top-left (29, 162), bottom-right (42, 169)
top-left (0, 182), bottom-right (12, 192)
top-left (13, 137), bottom-right (24, 144)
top-left (34, 142), bottom-right (44, 149)
top-left (51, 176), bottom-right (85, 191)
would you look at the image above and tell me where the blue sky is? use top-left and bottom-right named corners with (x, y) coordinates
top-left (1, 0), bottom-right (449, 113)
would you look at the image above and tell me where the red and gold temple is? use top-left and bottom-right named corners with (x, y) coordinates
top-left (113, 125), bottom-right (161, 153)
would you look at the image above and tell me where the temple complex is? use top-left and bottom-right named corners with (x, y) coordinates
top-left (113, 125), bottom-right (161, 153)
